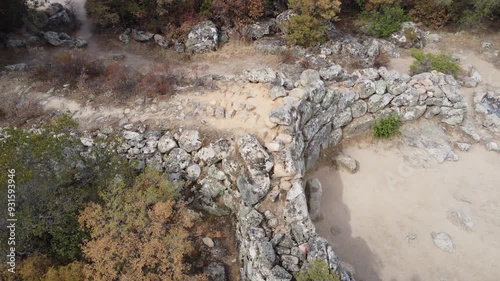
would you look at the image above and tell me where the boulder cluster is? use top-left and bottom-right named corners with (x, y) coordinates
top-left (1, 3), bottom-right (86, 49)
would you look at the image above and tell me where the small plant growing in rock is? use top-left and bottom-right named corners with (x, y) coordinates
top-left (410, 49), bottom-right (462, 76)
top-left (372, 115), bottom-right (402, 139)
top-left (295, 260), bottom-right (340, 281)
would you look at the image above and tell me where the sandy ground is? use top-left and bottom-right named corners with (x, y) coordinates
top-left (313, 141), bottom-right (500, 281)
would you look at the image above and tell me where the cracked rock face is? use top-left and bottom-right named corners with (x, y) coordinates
top-left (185, 21), bottom-right (219, 53)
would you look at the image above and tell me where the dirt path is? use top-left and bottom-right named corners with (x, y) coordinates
top-left (313, 142), bottom-right (500, 281)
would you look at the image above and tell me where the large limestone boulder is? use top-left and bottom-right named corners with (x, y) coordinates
top-left (185, 21), bottom-right (218, 54)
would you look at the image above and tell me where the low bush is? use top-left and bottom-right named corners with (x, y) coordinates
top-left (32, 52), bottom-right (106, 87)
top-left (360, 6), bottom-right (411, 39)
top-left (373, 51), bottom-right (390, 68)
top-left (410, 49), bottom-right (462, 76)
top-left (285, 14), bottom-right (327, 47)
top-left (409, 0), bottom-right (451, 28)
top-left (372, 115), bottom-right (401, 139)
top-left (295, 260), bottom-right (340, 281)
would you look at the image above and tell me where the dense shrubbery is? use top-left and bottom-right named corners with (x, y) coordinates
top-left (286, 0), bottom-right (341, 47)
top-left (409, 0), bottom-right (451, 28)
top-left (372, 115), bottom-right (401, 139)
top-left (359, 6), bottom-right (411, 39)
top-left (79, 168), bottom-right (206, 280)
top-left (0, 0), bottom-right (28, 32)
top-left (31, 52), bottom-right (174, 101)
top-left (295, 260), bottom-right (340, 281)
top-left (410, 49), bottom-right (462, 76)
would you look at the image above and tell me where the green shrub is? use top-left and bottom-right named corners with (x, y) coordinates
top-left (285, 15), bottom-right (327, 47)
top-left (295, 260), bottom-right (340, 281)
top-left (410, 49), bottom-right (462, 76)
top-left (286, 0), bottom-right (342, 47)
top-left (372, 115), bottom-right (402, 139)
top-left (360, 6), bottom-right (411, 39)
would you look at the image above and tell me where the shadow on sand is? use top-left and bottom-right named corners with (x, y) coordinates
top-left (311, 166), bottom-right (383, 281)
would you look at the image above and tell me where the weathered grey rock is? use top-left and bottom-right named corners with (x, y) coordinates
top-left (354, 68), bottom-right (380, 80)
top-left (337, 89), bottom-right (359, 111)
top-left (178, 130), bottom-right (202, 152)
top-left (424, 106), bottom-right (441, 119)
top-left (200, 177), bottom-right (226, 198)
top-left (119, 29), bottom-right (130, 43)
top-left (276, 9), bottom-right (295, 34)
top-left (400, 120), bottom-right (458, 163)
top-left (305, 178), bottom-right (323, 221)
top-left (269, 104), bottom-right (294, 125)
top-left (185, 21), bottom-right (218, 53)
top-left (329, 128), bottom-right (343, 146)
top-left (186, 164), bottom-right (201, 180)
top-left (305, 125), bottom-right (331, 170)
top-left (237, 135), bottom-right (273, 205)
top-left (269, 86), bottom-right (287, 100)
top-left (456, 142), bottom-right (471, 152)
top-left (319, 64), bottom-right (346, 81)
top-left (431, 232), bottom-right (455, 252)
top-left (440, 108), bottom-right (465, 125)
top-left (391, 89), bottom-right (419, 107)
top-left (355, 79), bottom-right (376, 99)
top-left (448, 210), bottom-right (474, 232)
top-left (390, 22), bottom-right (426, 49)
top-left (132, 29), bottom-right (154, 42)
top-left (333, 109), bottom-right (353, 129)
top-left (157, 134), bottom-right (177, 153)
top-left (204, 262), bottom-right (226, 281)
top-left (367, 94), bottom-right (393, 113)
top-left (245, 67), bottom-right (277, 84)
top-left (486, 141), bottom-right (500, 152)
top-left (153, 34), bottom-right (169, 48)
top-left (163, 148), bottom-right (191, 173)
top-left (242, 20), bottom-right (275, 39)
top-left (351, 100), bottom-right (368, 118)
top-left (268, 265), bottom-right (293, 281)
top-left (44, 31), bottom-right (87, 48)
top-left (299, 69), bottom-right (321, 87)
top-left (334, 154), bottom-right (359, 174)
top-left (400, 105), bottom-right (427, 121)
top-left (4, 63), bottom-right (27, 71)
top-left (5, 39), bottom-right (26, 48)
top-left (375, 80), bottom-right (387, 95)
top-left (344, 114), bottom-right (375, 138)
top-left (46, 8), bottom-right (74, 30)
top-left (255, 38), bottom-right (287, 55)
top-left (123, 131), bottom-right (143, 142)
top-left (387, 80), bottom-right (407, 96)
top-left (440, 84), bottom-right (463, 103)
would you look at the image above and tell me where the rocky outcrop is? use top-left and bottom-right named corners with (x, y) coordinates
top-left (43, 31), bottom-right (87, 48)
top-left (185, 21), bottom-right (219, 54)
top-left (474, 88), bottom-right (500, 135)
top-left (390, 22), bottom-right (426, 49)
top-left (242, 20), bottom-right (276, 40)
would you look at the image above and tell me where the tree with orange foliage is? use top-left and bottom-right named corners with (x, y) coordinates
top-left (79, 168), bottom-right (206, 281)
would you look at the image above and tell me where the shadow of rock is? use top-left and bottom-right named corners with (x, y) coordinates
top-left (311, 166), bottom-right (383, 281)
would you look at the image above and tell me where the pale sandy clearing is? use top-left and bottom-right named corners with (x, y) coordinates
top-left (313, 142), bottom-right (500, 281)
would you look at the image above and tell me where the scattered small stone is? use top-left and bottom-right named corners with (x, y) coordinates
top-left (202, 237), bottom-right (215, 248)
top-left (456, 142), bottom-right (471, 152)
top-left (333, 154), bottom-right (359, 174)
top-left (481, 41), bottom-right (492, 49)
top-left (448, 210), bottom-right (475, 232)
top-left (431, 232), bottom-right (455, 252)
top-left (406, 233), bottom-right (417, 243)
top-left (486, 141), bottom-right (500, 152)
top-left (245, 103), bottom-right (256, 111)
